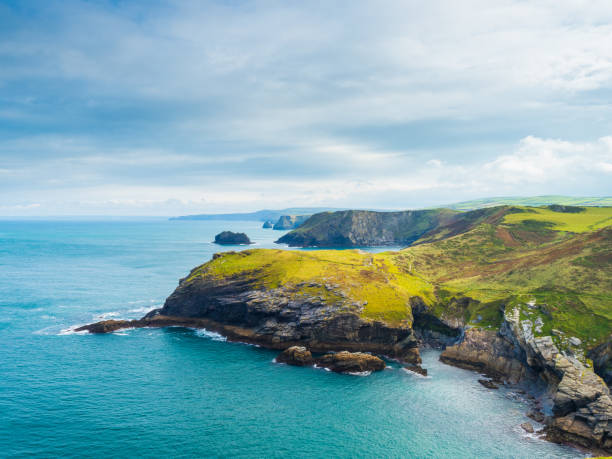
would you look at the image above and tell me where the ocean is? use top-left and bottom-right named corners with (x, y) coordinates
top-left (0, 218), bottom-right (584, 458)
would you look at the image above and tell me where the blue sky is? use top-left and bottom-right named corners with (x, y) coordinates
top-left (1, 0), bottom-right (612, 215)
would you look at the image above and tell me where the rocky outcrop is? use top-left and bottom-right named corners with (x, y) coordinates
top-left (275, 207), bottom-right (510, 247)
top-left (440, 328), bottom-right (528, 383)
top-left (276, 209), bottom-right (459, 247)
top-left (276, 346), bottom-right (314, 366)
top-left (440, 307), bottom-right (612, 453)
top-left (213, 231), bottom-right (252, 245)
top-left (79, 273), bottom-right (422, 364)
top-left (275, 347), bottom-right (385, 373)
top-left (588, 339), bottom-right (612, 386)
top-left (262, 220), bottom-right (274, 229)
top-left (316, 351), bottom-right (385, 373)
top-left (273, 215), bottom-right (310, 230)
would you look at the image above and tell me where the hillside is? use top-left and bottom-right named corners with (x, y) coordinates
top-left (276, 208), bottom-right (462, 247)
top-left (397, 206), bottom-right (612, 348)
top-left (196, 205), bottom-right (612, 352)
top-left (445, 195), bottom-right (612, 211)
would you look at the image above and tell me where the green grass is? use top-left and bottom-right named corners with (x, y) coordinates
top-left (446, 195), bottom-right (612, 211)
top-left (503, 206), bottom-right (612, 233)
top-left (186, 205), bottom-right (612, 352)
top-left (187, 249), bottom-right (436, 326)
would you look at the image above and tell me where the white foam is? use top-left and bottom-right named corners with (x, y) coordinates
top-left (402, 367), bottom-right (430, 378)
top-left (194, 328), bottom-right (227, 341)
top-left (347, 371), bottom-right (372, 376)
top-left (58, 324), bottom-right (89, 335)
top-left (94, 311), bottom-right (120, 320)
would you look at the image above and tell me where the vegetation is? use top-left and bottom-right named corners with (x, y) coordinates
top-left (445, 195), bottom-right (612, 211)
top-left (190, 205), bottom-right (612, 352)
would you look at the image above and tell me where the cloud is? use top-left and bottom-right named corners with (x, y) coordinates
top-left (0, 1), bottom-right (612, 214)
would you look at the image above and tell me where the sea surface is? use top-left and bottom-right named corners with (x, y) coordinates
top-left (0, 218), bottom-right (585, 458)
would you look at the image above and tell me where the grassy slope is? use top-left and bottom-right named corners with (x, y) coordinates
top-left (187, 249), bottom-right (435, 326)
top-left (190, 205), bottom-right (612, 352)
top-left (398, 206), bottom-right (612, 348)
top-left (446, 196), bottom-right (612, 211)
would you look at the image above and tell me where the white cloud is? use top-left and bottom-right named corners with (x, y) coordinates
top-left (1, 1), bottom-right (612, 214)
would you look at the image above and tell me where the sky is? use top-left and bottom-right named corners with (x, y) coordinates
top-left (1, 0), bottom-right (612, 216)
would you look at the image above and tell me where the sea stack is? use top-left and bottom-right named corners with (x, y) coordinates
top-left (214, 231), bottom-right (252, 245)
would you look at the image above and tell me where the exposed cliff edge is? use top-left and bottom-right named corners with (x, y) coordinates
top-left (441, 306), bottom-right (612, 453)
top-left (274, 207), bottom-right (511, 247)
top-left (77, 250), bottom-right (424, 363)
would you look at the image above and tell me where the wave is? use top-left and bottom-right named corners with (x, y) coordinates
top-left (402, 367), bottom-right (431, 378)
top-left (194, 328), bottom-right (227, 342)
top-left (347, 371), bottom-right (372, 376)
top-left (58, 324), bottom-right (89, 335)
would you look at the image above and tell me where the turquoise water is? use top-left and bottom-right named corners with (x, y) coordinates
top-left (0, 219), bottom-right (584, 458)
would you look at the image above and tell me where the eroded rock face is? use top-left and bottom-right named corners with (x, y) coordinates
top-left (80, 274), bottom-right (421, 364)
top-left (439, 328), bottom-right (528, 383)
top-left (276, 346), bottom-right (314, 366)
top-left (440, 307), bottom-right (612, 453)
top-left (588, 339), bottom-right (612, 386)
top-left (316, 351), bottom-right (385, 373)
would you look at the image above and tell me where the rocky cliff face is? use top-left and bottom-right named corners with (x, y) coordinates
top-left (273, 215), bottom-right (310, 230)
top-left (80, 270), bottom-right (422, 364)
top-left (441, 306), bottom-right (612, 453)
top-left (589, 339), bottom-right (612, 386)
top-left (159, 274), bottom-right (421, 362)
top-left (276, 209), bottom-right (467, 247)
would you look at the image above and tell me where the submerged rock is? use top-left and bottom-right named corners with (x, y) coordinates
top-left (276, 346), bottom-right (313, 366)
top-left (527, 409), bottom-right (545, 423)
top-left (521, 422), bottom-right (535, 433)
top-left (214, 231), bottom-right (252, 245)
top-left (478, 379), bottom-right (499, 389)
top-left (405, 365), bottom-right (428, 376)
top-left (315, 351), bottom-right (385, 373)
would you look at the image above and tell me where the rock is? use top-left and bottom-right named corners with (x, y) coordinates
top-left (272, 215), bottom-right (310, 230)
top-left (405, 365), bottom-right (428, 376)
top-left (262, 220), bottom-right (274, 229)
top-left (213, 231), bottom-right (252, 245)
top-left (534, 317), bottom-right (544, 333)
top-left (478, 379), bottom-right (499, 389)
top-left (315, 351), bottom-right (385, 373)
top-left (440, 328), bottom-right (527, 383)
top-left (569, 337), bottom-right (582, 346)
top-left (527, 409), bottom-right (545, 423)
top-left (76, 319), bottom-right (131, 334)
top-left (521, 422), bottom-right (535, 433)
top-left (551, 329), bottom-right (563, 336)
top-left (588, 338), bottom-right (612, 386)
top-left (276, 346), bottom-right (313, 366)
top-left (275, 208), bottom-right (502, 247)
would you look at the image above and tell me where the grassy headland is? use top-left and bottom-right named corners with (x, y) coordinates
top-left (187, 205), bottom-right (612, 354)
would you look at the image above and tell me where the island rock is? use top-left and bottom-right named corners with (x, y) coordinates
top-left (315, 351), bottom-right (385, 373)
top-left (276, 346), bottom-right (314, 366)
top-left (214, 231), bottom-right (252, 245)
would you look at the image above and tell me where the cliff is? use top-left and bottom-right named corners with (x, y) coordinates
top-left (441, 307), bottom-right (612, 452)
top-left (275, 207), bottom-right (500, 247)
top-left (272, 214), bottom-right (310, 230)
